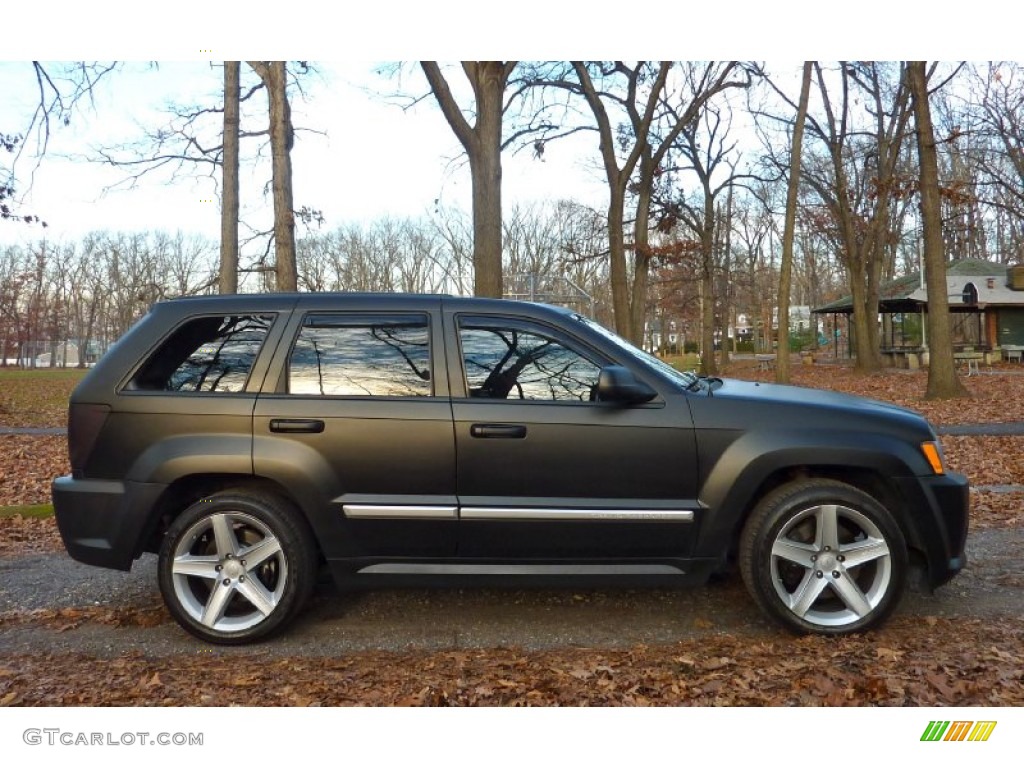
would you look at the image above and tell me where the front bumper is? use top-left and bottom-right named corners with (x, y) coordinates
top-left (52, 475), bottom-right (165, 571)
top-left (896, 470), bottom-right (970, 589)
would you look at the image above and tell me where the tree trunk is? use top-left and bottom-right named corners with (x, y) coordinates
top-left (220, 61), bottom-right (240, 294)
top-left (776, 62), bottom-right (813, 384)
top-left (629, 149), bottom-right (656, 342)
top-left (469, 70), bottom-right (504, 299)
top-left (421, 61), bottom-right (512, 299)
top-left (248, 61), bottom-right (296, 292)
top-left (722, 187), bottom-right (736, 363)
top-left (908, 61), bottom-right (967, 399)
top-left (606, 185), bottom-right (632, 338)
top-left (700, 260), bottom-right (717, 375)
top-left (700, 197), bottom-right (718, 376)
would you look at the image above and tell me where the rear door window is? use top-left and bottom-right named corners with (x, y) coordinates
top-left (288, 314), bottom-right (432, 397)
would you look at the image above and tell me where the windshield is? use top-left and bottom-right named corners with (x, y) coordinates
top-left (572, 314), bottom-right (700, 390)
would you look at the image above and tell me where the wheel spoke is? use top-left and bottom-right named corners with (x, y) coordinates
top-left (211, 513), bottom-right (240, 558)
top-left (814, 504), bottom-right (840, 550)
top-left (235, 576), bottom-right (276, 617)
top-left (831, 573), bottom-right (873, 617)
top-left (788, 571), bottom-right (829, 617)
top-left (239, 535), bottom-right (282, 570)
top-left (772, 538), bottom-right (816, 566)
top-left (840, 537), bottom-right (890, 568)
top-left (200, 581), bottom-right (234, 628)
top-left (172, 554), bottom-right (220, 580)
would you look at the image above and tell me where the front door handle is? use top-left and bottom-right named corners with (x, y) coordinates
top-left (270, 418), bottom-right (325, 434)
top-left (470, 423), bottom-right (527, 439)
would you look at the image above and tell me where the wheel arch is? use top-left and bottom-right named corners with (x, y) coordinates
top-left (139, 473), bottom-right (322, 563)
top-left (695, 436), bottom-right (932, 570)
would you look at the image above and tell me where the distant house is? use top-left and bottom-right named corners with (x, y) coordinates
top-left (26, 339), bottom-right (105, 368)
top-left (34, 342), bottom-right (81, 368)
top-left (813, 259), bottom-right (1024, 366)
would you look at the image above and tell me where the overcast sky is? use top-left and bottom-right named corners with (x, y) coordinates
top-left (0, 60), bottom-right (615, 246)
top-left (2, 2), bottom-right (1010, 247)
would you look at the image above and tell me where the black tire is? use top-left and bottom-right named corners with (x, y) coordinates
top-left (739, 479), bottom-right (907, 635)
top-left (158, 490), bottom-right (317, 644)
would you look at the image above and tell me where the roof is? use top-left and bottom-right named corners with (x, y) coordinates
top-left (813, 259), bottom-right (1024, 313)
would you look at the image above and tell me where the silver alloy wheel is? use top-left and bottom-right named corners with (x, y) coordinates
top-left (170, 511), bottom-right (288, 633)
top-left (769, 503), bottom-right (892, 628)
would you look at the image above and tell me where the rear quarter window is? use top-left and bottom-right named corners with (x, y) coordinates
top-left (128, 314), bottom-right (274, 393)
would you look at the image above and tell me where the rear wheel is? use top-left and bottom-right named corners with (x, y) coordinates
top-left (740, 479), bottom-right (907, 635)
top-left (158, 490), bottom-right (316, 644)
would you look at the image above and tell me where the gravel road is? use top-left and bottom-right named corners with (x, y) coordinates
top-left (0, 528), bottom-right (1018, 657)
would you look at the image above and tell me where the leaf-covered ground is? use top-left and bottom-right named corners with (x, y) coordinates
top-left (0, 514), bottom-right (63, 557)
top-left (734, 361), bottom-right (1024, 425)
top-left (1, 616), bottom-right (1021, 706)
top-left (0, 435), bottom-right (68, 508)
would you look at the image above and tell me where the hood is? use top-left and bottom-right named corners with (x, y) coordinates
top-left (707, 378), bottom-right (933, 436)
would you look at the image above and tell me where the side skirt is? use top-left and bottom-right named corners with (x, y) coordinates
top-left (325, 558), bottom-right (720, 590)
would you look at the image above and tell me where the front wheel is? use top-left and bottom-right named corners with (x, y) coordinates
top-left (739, 479), bottom-right (907, 635)
top-left (158, 490), bottom-right (317, 644)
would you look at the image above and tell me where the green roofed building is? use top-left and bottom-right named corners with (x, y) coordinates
top-left (813, 259), bottom-right (1024, 367)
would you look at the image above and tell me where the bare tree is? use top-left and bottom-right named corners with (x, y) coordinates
top-left (908, 62), bottom-right (967, 399)
top-left (962, 62), bottom-right (1024, 260)
top-left (248, 61), bottom-right (297, 291)
top-left (654, 98), bottom-right (752, 374)
top-left (93, 62), bottom-right (315, 292)
top-left (2, 61), bottom-right (117, 226)
top-left (565, 61), bottom-right (746, 342)
top-left (759, 62), bottom-right (914, 371)
top-left (220, 62), bottom-right (240, 294)
top-left (970, 63), bottom-right (1024, 218)
top-left (775, 62), bottom-right (813, 384)
top-left (420, 62), bottom-right (517, 298)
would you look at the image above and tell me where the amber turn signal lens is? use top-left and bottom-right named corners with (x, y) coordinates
top-left (921, 442), bottom-right (945, 475)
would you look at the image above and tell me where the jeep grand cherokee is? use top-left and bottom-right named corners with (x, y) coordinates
top-left (52, 294), bottom-right (969, 644)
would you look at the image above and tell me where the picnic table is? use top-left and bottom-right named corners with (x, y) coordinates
top-left (953, 350), bottom-right (984, 376)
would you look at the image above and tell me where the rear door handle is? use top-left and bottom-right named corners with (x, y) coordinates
top-left (270, 419), bottom-right (325, 434)
top-left (470, 423), bottom-right (527, 439)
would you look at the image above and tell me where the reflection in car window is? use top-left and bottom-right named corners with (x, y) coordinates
top-left (289, 314), bottom-right (431, 397)
top-left (132, 315), bottom-right (272, 393)
top-left (459, 319), bottom-right (601, 401)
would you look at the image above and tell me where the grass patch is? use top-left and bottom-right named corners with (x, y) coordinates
top-left (0, 503), bottom-right (54, 519)
top-left (0, 368), bottom-right (89, 382)
top-left (0, 367), bottom-right (85, 427)
top-left (661, 353), bottom-right (702, 371)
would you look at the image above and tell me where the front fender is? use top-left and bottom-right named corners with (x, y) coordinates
top-left (694, 429), bottom-right (931, 558)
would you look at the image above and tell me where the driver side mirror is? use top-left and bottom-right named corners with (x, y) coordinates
top-left (595, 365), bottom-right (657, 405)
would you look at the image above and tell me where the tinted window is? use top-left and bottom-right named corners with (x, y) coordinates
top-left (289, 314), bottom-right (431, 397)
top-left (131, 315), bottom-right (273, 393)
top-left (459, 318), bottom-right (601, 401)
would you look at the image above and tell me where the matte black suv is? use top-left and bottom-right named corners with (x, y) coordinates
top-left (53, 294), bottom-right (969, 643)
